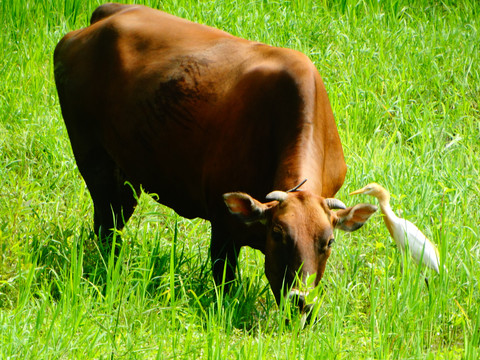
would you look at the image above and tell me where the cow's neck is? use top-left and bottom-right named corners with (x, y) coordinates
top-left (273, 125), bottom-right (325, 196)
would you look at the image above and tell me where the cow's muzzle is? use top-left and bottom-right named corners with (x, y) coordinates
top-left (288, 289), bottom-right (315, 314)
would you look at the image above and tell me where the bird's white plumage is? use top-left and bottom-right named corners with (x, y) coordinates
top-left (390, 216), bottom-right (440, 273)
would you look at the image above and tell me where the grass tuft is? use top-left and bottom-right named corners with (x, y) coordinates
top-left (1, 0), bottom-right (479, 358)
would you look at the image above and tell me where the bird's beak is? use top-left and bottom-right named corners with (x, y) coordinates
top-left (349, 188), bottom-right (366, 196)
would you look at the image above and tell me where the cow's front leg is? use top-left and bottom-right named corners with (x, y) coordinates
top-left (209, 225), bottom-right (241, 292)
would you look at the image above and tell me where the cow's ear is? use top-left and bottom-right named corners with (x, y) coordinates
top-left (223, 192), bottom-right (276, 224)
top-left (333, 203), bottom-right (377, 232)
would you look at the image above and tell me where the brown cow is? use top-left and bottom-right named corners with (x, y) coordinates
top-left (54, 3), bottom-right (377, 311)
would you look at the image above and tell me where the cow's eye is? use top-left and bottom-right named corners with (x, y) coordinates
top-left (272, 226), bottom-right (284, 242)
top-left (328, 238), bottom-right (335, 248)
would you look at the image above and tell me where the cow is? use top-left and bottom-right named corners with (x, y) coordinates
top-left (54, 3), bottom-right (377, 312)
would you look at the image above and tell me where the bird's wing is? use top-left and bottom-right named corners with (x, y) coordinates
top-left (402, 219), bottom-right (440, 273)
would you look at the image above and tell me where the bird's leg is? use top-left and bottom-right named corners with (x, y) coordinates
top-left (424, 276), bottom-right (430, 290)
top-left (398, 253), bottom-right (404, 274)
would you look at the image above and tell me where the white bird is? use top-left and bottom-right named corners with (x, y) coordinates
top-left (350, 183), bottom-right (440, 284)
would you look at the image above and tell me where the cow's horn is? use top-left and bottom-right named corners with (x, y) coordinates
top-left (266, 191), bottom-right (288, 202)
top-left (286, 178), bottom-right (308, 193)
top-left (326, 198), bottom-right (346, 209)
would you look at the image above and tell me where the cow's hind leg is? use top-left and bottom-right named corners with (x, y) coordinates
top-left (76, 147), bottom-right (140, 254)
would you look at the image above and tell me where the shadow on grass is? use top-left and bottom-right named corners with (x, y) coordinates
top-left (16, 219), bottom-right (275, 332)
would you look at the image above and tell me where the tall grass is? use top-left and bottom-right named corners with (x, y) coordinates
top-left (1, 0), bottom-right (479, 358)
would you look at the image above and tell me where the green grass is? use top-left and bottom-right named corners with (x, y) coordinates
top-left (1, 0), bottom-right (479, 358)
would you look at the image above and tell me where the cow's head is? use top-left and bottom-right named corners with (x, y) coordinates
top-left (223, 185), bottom-right (377, 312)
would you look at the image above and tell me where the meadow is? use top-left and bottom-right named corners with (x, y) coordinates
top-left (1, 0), bottom-right (479, 358)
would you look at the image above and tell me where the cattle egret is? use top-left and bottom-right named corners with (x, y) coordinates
top-left (350, 183), bottom-right (440, 285)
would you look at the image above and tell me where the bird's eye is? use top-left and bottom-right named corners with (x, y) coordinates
top-left (328, 238), bottom-right (335, 248)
